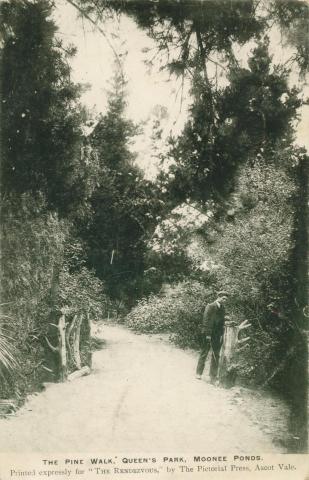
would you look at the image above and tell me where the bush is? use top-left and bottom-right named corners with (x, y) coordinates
top-left (207, 157), bottom-right (298, 385)
top-left (0, 194), bottom-right (68, 396)
top-left (59, 266), bottom-right (107, 322)
top-left (213, 160), bottom-right (295, 312)
top-left (126, 280), bottom-right (212, 348)
top-left (0, 194), bottom-right (107, 397)
top-left (0, 319), bottom-right (19, 388)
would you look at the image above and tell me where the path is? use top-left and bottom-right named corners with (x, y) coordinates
top-left (0, 323), bottom-right (288, 453)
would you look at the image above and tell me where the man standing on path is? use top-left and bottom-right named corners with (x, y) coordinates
top-left (196, 291), bottom-right (229, 382)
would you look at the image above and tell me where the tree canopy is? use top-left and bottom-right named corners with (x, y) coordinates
top-left (1, 0), bottom-right (87, 215)
top-left (79, 64), bottom-right (163, 302)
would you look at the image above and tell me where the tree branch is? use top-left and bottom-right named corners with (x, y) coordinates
top-left (206, 55), bottom-right (228, 72)
top-left (195, 28), bottom-right (210, 87)
top-left (45, 336), bottom-right (59, 353)
top-left (65, 0), bottom-right (122, 71)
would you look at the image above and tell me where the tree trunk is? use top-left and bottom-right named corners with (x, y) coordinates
top-left (58, 314), bottom-right (67, 382)
top-left (66, 314), bottom-right (77, 365)
top-left (73, 314), bottom-right (83, 370)
top-left (218, 321), bottom-right (238, 387)
top-left (218, 320), bottom-right (251, 387)
top-left (45, 313), bottom-right (68, 382)
top-left (84, 311), bottom-right (92, 369)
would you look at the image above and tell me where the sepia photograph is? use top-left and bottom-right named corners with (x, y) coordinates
top-left (0, 0), bottom-right (308, 478)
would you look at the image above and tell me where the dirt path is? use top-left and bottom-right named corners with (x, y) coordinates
top-left (0, 323), bottom-right (288, 453)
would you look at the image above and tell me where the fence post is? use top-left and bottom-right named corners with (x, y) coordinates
top-left (84, 311), bottom-right (92, 369)
top-left (218, 319), bottom-right (251, 387)
top-left (73, 314), bottom-right (83, 370)
top-left (58, 313), bottom-right (68, 382)
top-left (45, 312), bottom-right (68, 382)
top-left (218, 321), bottom-right (238, 387)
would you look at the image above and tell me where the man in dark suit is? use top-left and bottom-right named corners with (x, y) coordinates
top-left (196, 291), bottom-right (229, 382)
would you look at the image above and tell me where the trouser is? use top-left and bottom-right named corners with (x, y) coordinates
top-left (196, 338), bottom-right (221, 379)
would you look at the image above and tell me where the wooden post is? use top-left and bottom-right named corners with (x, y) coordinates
top-left (218, 321), bottom-right (238, 387)
top-left (45, 313), bottom-right (67, 382)
top-left (218, 319), bottom-right (251, 387)
top-left (58, 313), bottom-right (67, 382)
top-left (66, 314), bottom-right (77, 365)
top-left (73, 314), bottom-right (83, 370)
top-left (84, 311), bottom-right (92, 369)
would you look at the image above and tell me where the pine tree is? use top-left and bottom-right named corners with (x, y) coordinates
top-left (1, 0), bottom-right (85, 215)
top-left (82, 63), bottom-right (160, 303)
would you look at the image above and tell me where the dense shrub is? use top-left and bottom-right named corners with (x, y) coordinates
top-left (126, 280), bottom-right (212, 348)
top-left (59, 266), bottom-right (107, 321)
top-left (0, 194), bottom-right (107, 397)
top-left (214, 160), bottom-right (295, 307)
top-left (0, 194), bottom-right (67, 396)
top-left (207, 157), bottom-right (299, 386)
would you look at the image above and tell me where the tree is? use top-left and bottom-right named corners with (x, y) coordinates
top-left (0, 0), bottom-right (105, 394)
top-left (0, 0), bottom-right (87, 215)
top-left (70, 0), bottom-right (309, 76)
top-left (164, 40), bottom-right (301, 204)
top-left (80, 64), bottom-right (162, 303)
top-left (90, 67), bottom-right (138, 168)
top-left (270, 0), bottom-right (309, 77)
top-left (66, 0), bottom-right (308, 205)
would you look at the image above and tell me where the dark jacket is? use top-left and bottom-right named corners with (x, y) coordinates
top-left (201, 301), bottom-right (225, 343)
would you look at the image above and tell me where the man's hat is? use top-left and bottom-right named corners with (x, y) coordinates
top-left (217, 290), bottom-right (229, 297)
